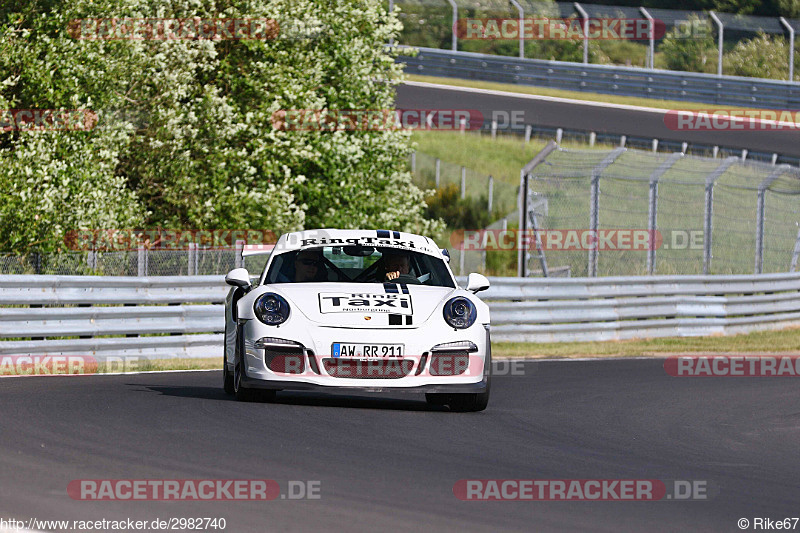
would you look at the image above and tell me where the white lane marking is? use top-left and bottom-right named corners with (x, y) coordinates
top-left (403, 80), bottom-right (670, 115)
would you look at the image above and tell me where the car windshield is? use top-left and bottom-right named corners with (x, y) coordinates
top-left (263, 246), bottom-right (455, 288)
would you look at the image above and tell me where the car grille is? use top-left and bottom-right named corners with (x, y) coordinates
top-left (265, 347), bottom-right (305, 374)
top-left (322, 358), bottom-right (414, 379)
top-left (428, 352), bottom-right (469, 376)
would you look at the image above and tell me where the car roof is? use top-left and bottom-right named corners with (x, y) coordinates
top-left (272, 229), bottom-right (443, 258)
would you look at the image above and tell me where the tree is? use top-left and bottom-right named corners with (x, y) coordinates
top-left (0, 0), bottom-right (441, 255)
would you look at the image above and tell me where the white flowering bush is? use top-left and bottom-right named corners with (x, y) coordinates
top-left (0, 0), bottom-right (440, 254)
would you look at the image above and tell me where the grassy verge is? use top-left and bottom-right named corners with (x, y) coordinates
top-left (406, 74), bottom-right (761, 112)
top-left (493, 326), bottom-right (800, 359)
top-left (95, 357), bottom-right (219, 373)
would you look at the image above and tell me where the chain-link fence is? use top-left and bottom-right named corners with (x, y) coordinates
top-left (0, 247), bottom-right (271, 277)
top-left (520, 143), bottom-right (800, 276)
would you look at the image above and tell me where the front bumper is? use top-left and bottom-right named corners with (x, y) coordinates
top-left (236, 318), bottom-right (491, 391)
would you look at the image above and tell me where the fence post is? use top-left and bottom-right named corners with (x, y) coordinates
top-left (640, 7), bottom-right (655, 69)
top-left (509, 0), bottom-right (524, 58)
top-left (460, 167), bottom-right (466, 199)
top-left (491, 120), bottom-right (497, 139)
top-left (446, 0), bottom-right (458, 51)
top-left (574, 2), bottom-right (589, 64)
top-left (519, 141), bottom-right (559, 277)
top-left (187, 243), bottom-right (197, 276)
top-left (588, 148), bottom-right (626, 277)
top-left (137, 245), bottom-right (148, 277)
top-left (524, 125), bottom-right (532, 143)
top-left (235, 240), bottom-right (245, 269)
top-left (488, 176), bottom-right (494, 213)
top-left (755, 166), bottom-right (788, 274)
top-left (781, 17), bottom-right (794, 81)
top-left (411, 151), bottom-right (416, 173)
top-left (647, 153), bottom-right (683, 275)
top-left (710, 11), bottom-right (723, 77)
top-left (435, 158), bottom-right (441, 188)
top-left (703, 157), bottom-right (737, 274)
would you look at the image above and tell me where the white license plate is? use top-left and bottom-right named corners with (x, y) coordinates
top-left (332, 343), bottom-right (404, 358)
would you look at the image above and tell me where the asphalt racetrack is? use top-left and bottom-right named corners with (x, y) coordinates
top-left (396, 82), bottom-right (800, 158)
top-left (1, 358), bottom-right (798, 532)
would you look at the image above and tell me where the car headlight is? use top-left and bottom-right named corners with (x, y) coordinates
top-left (254, 293), bottom-right (290, 325)
top-left (443, 297), bottom-right (477, 329)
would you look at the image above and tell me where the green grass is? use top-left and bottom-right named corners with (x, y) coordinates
top-left (493, 326), bottom-right (800, 359)
top-left (407, 74), bottom-right (763, 112)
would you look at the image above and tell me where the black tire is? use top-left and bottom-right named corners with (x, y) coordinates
top-left (427, 373), bottom-right (491, 412)
top-left (232, 332), bottom-right (277, 403)
top-left (223, 355), bottom-right (234, 395)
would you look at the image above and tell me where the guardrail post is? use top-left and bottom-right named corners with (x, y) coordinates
top-left (410, 151), bottom-right (416, 173)
top-left (620, 135), bottom-right (626, 147)
top-left (460, 166), bottom-right (466, 199)
top-left (588, 148), bottom-right (626, 277)
top-left (235, 240), bottom-right (245, 269)
top-left (524, 125), bottom-right (532, 143)
top-left (755, 166), bottom-right (788, 274)
top-left (589, 132), bottom-right (596, 146)
top-left (137, 245), bottom-right (148, 277)
top-left (556, 128), bottom-right (563, 143)
top-left (435, 158), bottom-right (441, 187)
top-left (709, 12), bottom-right (723, 77)
top-left (703, 157), bottom-right (737, 274)
top-left (574, 2), bottom-right (589, 64)
top-left (647, 153), bottom-right (683, 275)
top-left (491, 119), bottom-right (498, 139)
top-left (780, 17), bottom-right (795, 81)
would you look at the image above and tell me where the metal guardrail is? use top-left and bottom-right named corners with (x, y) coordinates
top-left (399, 47), bottom-right (800, 109)
top-left (0, 273), bottom-right (798, 356)
top-left (474, 272), bottom-right (800, 342)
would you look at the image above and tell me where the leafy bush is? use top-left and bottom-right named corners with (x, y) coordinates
top-left (725, 32), bottom-right (793, 80)
top-left (659, 15), bottom-right (717, 73)
top-left (424, 184), bottom-right (492, 230)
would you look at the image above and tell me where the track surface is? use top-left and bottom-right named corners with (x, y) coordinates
top-left (396, 82), bottom-right (800, 157)
top-left (1, 359), bottom-right (799, 532)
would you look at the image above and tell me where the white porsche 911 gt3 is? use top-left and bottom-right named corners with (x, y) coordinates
top-left (222, 229), bottom-right (491, 411)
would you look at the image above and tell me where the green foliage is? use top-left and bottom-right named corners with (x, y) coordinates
top-left (424, 184), bottom-right (492, 230)
top-left (0, 0), bottom-right (441, 255)
top-left (725, 32), bottom-right (793, 80)
top-left (659, 15), bottom-right (717, 74)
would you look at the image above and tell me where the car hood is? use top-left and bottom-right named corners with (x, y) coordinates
top-left (264, 282), bottom-right (458, 328)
